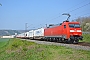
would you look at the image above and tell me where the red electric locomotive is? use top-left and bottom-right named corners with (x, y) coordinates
top-left (44, 20), bottom-right (83, 43)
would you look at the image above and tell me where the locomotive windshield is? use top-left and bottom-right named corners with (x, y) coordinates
top-left (69, 24), bottom-right (80, 28)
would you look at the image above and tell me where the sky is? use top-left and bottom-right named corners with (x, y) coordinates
top-left (0, 0), bottom-right (90, 30)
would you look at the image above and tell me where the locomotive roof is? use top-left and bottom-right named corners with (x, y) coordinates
top-left (64, 21), bottom-right (80, 24)
top-left (47, 21), bottom-right (80, 28)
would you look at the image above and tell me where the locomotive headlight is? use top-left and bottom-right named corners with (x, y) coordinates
top-left (77, 30), bottom-right (81, 32)
top-left (70, 30), bottom-right (74, 32)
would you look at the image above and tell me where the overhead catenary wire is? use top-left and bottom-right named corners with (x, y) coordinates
top-left (42, 0), bottom-right (90, 28)
top-left (71, 13), bottom-right (90, 21)
top-left (70, 9), bottom-right (90, 20)
top-left (68, 2), bottom-right (90, 13)
top-left (64, 2), bottom-right (90, 20)
top-left (0, 3), bottom-right (2, 6)
top-left (45, 0), bottom-right (89, 22)
top-left (53, 1), bottom-right (90, 21)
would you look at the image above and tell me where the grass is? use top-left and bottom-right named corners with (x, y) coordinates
top-left (80, 34), bottom-right (90, 43)
top-left (0, 38), bottom-right (10, 48)
top-left (0, 38), bottom-right (90, 60)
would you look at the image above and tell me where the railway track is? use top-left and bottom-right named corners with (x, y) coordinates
top-left (21, 39), bottom-right (90, 51)
top-left (74, 42), bottom-right (90, 47)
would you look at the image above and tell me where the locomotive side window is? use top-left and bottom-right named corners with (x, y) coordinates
top-left (69, 24), bottom-right (80, 28)
top-left (64, 25), bottom-right (66, 28)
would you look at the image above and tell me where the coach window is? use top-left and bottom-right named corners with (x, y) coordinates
top-left (64, 25), bottom-right (66, 28)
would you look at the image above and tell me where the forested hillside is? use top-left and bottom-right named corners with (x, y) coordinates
top-left (0, 30), bottom-right (21, 36)
top-left (0, 30), bottom-right (31, 36)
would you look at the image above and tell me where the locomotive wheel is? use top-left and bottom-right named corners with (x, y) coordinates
top-left (58, 38), bottom-right (63, 43)
top-left (50, 38), bottom-right (53, 42)
top-left (47, 38), bottom-right (49, 41)
top-left (49, 38), bottom-right (52, 42)
top-left (56, 38), bottom-right (59, 42)
top-left (67, 39), bottom-right (74, 44)
top-left (74, 40), bottom-right (79, 44)
top-left (52, 38), bottom-right (55, 42)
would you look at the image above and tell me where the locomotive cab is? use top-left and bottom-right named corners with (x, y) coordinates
top-left (62, 21), bottom-right (83, 43)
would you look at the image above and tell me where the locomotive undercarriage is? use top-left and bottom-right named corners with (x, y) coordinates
top-left (44, 35), bottom-right (83, 44)
top-left (44, 37), bottom-right (63, 42)
top-left (67, 35), bottom-right (83, 44)
top-left (44, 37), bottom-right (67, 43)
